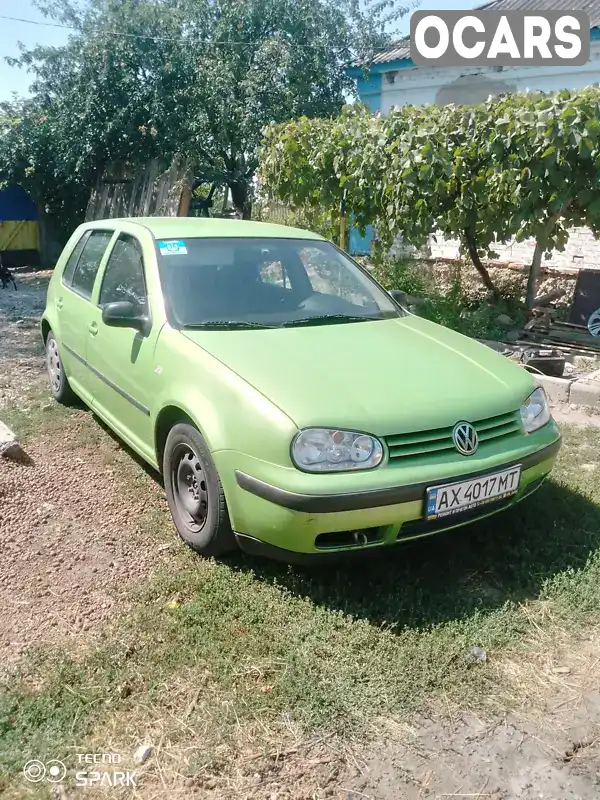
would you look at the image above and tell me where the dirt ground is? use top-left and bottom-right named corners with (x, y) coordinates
top-left (1, 274), bottom-right (600, 800)
top-left (0, 271), bottom-right (50, 411)
top-left (346, 679), bottom-right (600, 799)
top-left (0, 273), bottom-right (171, 673)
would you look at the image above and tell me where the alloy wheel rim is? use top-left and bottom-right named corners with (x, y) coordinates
top-left (47, 339), bottom-right (62, 393)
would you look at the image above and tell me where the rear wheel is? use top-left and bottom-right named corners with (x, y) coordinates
top-left (163, 423), bottom-right (236, 556)
top-left (46, 332), bottom-right (76, 405)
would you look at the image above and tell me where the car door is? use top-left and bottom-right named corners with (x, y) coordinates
top-left (86, 231), bottom-right (162, 464)
top-left (56, 229), bottom-right (116, 405)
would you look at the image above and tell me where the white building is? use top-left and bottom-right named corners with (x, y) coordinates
top-left (346, 0), bottom-right (600, 271)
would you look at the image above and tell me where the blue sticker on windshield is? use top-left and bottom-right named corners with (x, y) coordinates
top-left (158, 239), bottom-right (188, 256)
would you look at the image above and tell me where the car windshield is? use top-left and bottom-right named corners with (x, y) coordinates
top-left (156, 237), bottom-right (403, 328)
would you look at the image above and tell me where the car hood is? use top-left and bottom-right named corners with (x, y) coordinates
top-left (182, 316), bottom-right (535, 435)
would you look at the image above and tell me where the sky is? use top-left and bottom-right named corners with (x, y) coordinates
top-left (0, 0), bottom-right (70, 101)
top-left (0, 0), bottom-right (478, 102)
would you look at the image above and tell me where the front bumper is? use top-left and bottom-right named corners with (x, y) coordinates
top-left (234, 440), bottom-right (559, 513)
top-left (214, 427), bottom-right (562, 559)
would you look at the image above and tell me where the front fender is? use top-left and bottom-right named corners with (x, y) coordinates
top-left (153, 332), bottom-right (298, 465)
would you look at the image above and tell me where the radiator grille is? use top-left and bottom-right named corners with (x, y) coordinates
top-left (385, 411), bottom-right (522, 461)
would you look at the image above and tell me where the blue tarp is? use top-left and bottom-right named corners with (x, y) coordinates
top-left (349, 223), bottom-right (374, 256)
top-left (0, 185), bottom-right (38, 222)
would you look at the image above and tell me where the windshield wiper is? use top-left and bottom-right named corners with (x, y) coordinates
top-left (183, 319), bottom-right (275, 330)
top-left (182, 320), bottom-right (276, 330)
top-left (279, 314), bottom-right (378, 328)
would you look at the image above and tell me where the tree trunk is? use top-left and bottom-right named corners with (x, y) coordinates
top-left (37, 204), bottom-right (56, 269)
top-left (221, 186), bottom-right (229, 215)
top-left (525, 207), bottom-right (567, 310)
top-left (525, 238), bottom-right (546, 310)
top-left (462, 228), bottom-right (500, 300)
top-left (229, 181), bottom-right (252, 219)
top-left (178, 185), bottom-right (192, 218)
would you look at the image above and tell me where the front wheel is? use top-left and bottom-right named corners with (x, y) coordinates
top-left (163, 423), bottom-right (236, 557)
top-left (46, 332), bottom-right (76, 405)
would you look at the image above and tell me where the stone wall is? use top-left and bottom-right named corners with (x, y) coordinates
top-left (405, 258), bottom-right (577, 310)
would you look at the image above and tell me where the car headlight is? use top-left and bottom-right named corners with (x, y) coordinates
top-left (520, 387), bottom-right (550, 433)
top-left (291, 428), bottom-right (384, 472)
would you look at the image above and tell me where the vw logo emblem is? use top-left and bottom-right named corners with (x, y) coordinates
top-left (588, 308), bottom-right (600, 338)
top-left (452, 422), bottom-right (478, 456)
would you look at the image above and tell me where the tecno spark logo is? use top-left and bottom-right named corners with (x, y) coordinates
top-left (23, 754), bottom-right (137, 787)
top-left (23, 759), bottom-right (66, 783)
top-left (410, 10), bottom-right (590, 67)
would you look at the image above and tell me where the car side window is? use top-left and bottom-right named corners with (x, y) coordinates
top-left (99, 234), bottom-right (148, 315)
top-left (298, 246), bottom-right (374, 307)
top-left (71, 231), bottom-right (113, 299)
top-left (259, 259), bottom-right (287, 288)
top-left (61, 233), bottom-right (89, 287)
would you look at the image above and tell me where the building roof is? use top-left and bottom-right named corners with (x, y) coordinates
top-left (479, 0), bottom-right (600, 25)
top-left (370, 38), bottom-right (411, 65)
top-left (365, 0), bottom-right (600, 66)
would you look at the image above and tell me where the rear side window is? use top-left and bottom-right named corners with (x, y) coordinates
top-left (71, 231), bottom-right (113, 299)
top-left (61, 233), bottom-right (88, 287)
top-left (259, 258), bottom-right (289, 289)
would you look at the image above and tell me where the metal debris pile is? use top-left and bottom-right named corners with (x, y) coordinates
top-left (491, 270), bottom-right (600, 378)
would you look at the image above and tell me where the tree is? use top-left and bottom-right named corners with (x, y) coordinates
top-left (260, 101), bottom-right (505, 296)
top-left (0, 100), bottom-right (90, 244)
top-left (483, 89), bottom-right (600, 307)
top-left (260, 88), bottom-right (600, 306)
top-left (1, 0), bottom-right (409, 225)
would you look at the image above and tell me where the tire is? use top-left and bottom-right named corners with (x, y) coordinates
top-left (163, 422), bottom-right (236, 557)
top-left (46, 332), bottom-right (76, 405)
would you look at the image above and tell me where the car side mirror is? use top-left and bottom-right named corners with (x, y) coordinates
top-left (102, 301), bottom-right (150, 335)
top-left (389, 289), bottom-right (408, 307)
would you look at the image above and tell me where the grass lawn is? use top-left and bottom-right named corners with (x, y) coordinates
top-left (1, 401), bottom-right (600, 796)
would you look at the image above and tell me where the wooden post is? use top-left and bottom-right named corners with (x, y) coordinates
top-left (178, 185), bottom-right (192, 217)
top-left (339, 189), bottom-right (346, 251)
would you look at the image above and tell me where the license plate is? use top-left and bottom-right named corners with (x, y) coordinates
top-left (425, 465), bottom-right (522, 520)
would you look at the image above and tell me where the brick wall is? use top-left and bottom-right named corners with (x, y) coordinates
top-left (389, 227), bottom-right (600, 273)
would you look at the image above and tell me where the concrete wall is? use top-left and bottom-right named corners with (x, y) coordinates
top-left (379, 40), bottom-right (600, 112)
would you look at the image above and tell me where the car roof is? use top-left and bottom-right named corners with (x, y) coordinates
top-left (82, 216), bottom-right (326, 241)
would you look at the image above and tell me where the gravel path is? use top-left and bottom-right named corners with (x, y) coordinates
top-left (0, 272), bottom-right (49, 411)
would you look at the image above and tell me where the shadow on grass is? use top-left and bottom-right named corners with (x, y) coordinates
top-left (226, 479), bottom-right (600, 632)
top-left (79, 410), bottom-right (600, 633)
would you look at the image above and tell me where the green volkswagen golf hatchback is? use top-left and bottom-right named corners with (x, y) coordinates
top-left (42, 217), bottom-right (561, 562)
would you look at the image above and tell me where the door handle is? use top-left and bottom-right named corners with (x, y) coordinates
top-left (56, 297), bottom-right (64, 310)
top-left (88, 322), bottom-right (98, 337)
